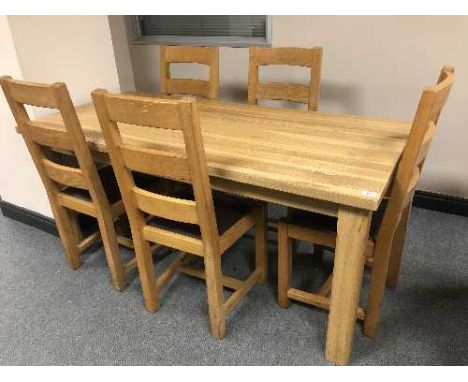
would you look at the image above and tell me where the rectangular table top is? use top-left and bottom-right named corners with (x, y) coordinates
top-left (36, 98), bottom-right (411, 211)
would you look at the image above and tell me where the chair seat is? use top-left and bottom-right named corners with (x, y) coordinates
top-left (286, 200), bottom-right (387, 240)
top-left (147, 193), bottom-right (255, 239)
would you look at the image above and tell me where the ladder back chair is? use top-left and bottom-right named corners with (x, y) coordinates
top-left (92, 90), bottom-right (267, 339)
top-left (0, 76), bottom-right (140, 291)
top-left (248, 46), bottom-right (323, 111)
top-left (248, 46), bottom-right (323, 234)
top-left (277, 66), bottom-right (455, 339)
top-left (160, 45), bottom-right (219, 100)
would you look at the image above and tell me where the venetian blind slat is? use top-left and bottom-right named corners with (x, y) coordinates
top-left (139, 16), bottom-right (267, 38)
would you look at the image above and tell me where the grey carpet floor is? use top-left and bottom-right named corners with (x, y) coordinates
top-left (0, 206), bottom-right (467, 365)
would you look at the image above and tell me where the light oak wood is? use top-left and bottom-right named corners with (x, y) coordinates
top-left (8, 79), bottom-right (58, 108)
top-left (364, 66), bottom-right (455, 337)
top-left (287, 288), bottom-right (366, 321)
top-left (123, 244), bottom-right (164, 275)
top-left (116, 235), bottom-right (135, 250)
top-left (317, 274), bottom-right (333, 297)
top-left (157, 252), bottom-right (188, 289)
top-left (105, 93), bottom-right (186, 129)
top-left (23, 121), bottom-right (75, 151)
top-left (224, 269), bottom-right (261, 315)
top-left (121, 145), bottom-right (191, 182)
top-left (326, 207), bottom-right (371, 365)
top-left (33, 99), bottom-right (411, 212)
top-left (56, 192), bottom-right (97, 217)
top-left (385, 202), bottom-right (411, 287)
top-left (133, 186), bottom-right (198, 224)
top-left (0, 76), bottom-right (138, 292)
top-left (178, 262), bottom-right (244, 290)
top-left (219, 214), bottom-right (256, 253)
top-left (248, 46), bottom-right (323, 235)
top-left (77, 231), bottom-right (101, 253)
top-left (160, 45), bottom-right (219, 100)
top-left (278, 222), bottom-right (292, 308)
top-left (42, 158), bottom-right (88, 189)
top-left (254, 201), bottom-right (268, 283)
top-left (92, 90), bottom-right (266, 338)
top-left (143, 225), bottom-right (204, 256)
top-left (288, 223), bottom-right (337, 248)
top-left (276, 67), bottom-right (455, 364)
top-left (25, 89), bottom-right (412, 365)
top-left (248, 46), bottom-right (323, 111)
top-left (279, 210), bottom-right (370, 363)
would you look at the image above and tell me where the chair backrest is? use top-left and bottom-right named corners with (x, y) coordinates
top-left (248, 46), bottom-right (323, 111)
top-left (92, 90), bottom-right (220, 256)
top-left (376, 66), bottom-right (455, 245)
top-left (160, 45), bottom-right (219, 100)
top-left (0, 76), bottom-right (110, 208)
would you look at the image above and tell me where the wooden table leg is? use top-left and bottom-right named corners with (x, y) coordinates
top-left (325, 206), bottom-right (371, 365)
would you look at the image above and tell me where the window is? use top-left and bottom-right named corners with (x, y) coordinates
top-left (130, 16), bottom-right (271, 47)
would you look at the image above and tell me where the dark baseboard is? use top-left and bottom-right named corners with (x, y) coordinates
top-left (413, 190), bottom-right (468, 217)
top-left (0, 190), bottom-right (466, 237)
top-left (0, 200), bottom-right (58, 236)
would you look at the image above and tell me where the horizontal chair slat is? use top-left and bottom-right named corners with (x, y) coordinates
top-left (178, 263), bottom-right (244, 290)
top-left (287, 288), bottom-right (366, 321)
top-left (23, 121), bottom-right (74, 151)
top-left (121, 145), bottom-right (191, 182)
top-left (287, 223), bottom-right (337, 248)
top-left (165, 45), bottom-right (214, 65)
top-left (9, 80), bottom-right (58, 108)
top-left (157, 252), bottom-right (188, 289)
top-left (42, 158), bottom-right (88, 189)
top-left (78, 231), bottom-right (101, 253)
top-left (133, 186), bottom-right (198, 224)
top-left (253, 47), bottom-right (319, 67)
top-left (256, 83), bottom-right (309, 103)
top-left (166, 79), bottom-right (209, 97)
top-left (57, 193), bottom-right (97, 217)
top-left (223, 269), bottom-right (261, 315)
top-left (143, 225), bottom-right (204, 256)
top-left (219, 214), bottom-right (255, 253)
top-left (104, 94), bottom-right (184, 129)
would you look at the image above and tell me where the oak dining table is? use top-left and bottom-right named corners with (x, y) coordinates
top-left (26, 94), bottom-right (412, 365)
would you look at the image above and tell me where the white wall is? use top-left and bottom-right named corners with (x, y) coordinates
top-left (0, 16), bottom-right (121, 217)
top-left (128, 15), bottom-right (468, 198)
top-left (108, 15), bottom-right (136, 92)
top-left (8, 16), bottom-right (121, 107)
top-left (1, 15), bottom-right (466, 220)
top-left (0, 16), bottom-right (51, 216)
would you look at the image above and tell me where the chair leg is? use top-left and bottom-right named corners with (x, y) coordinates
top-left (95, 210), bottom-right (127, 291)
top-left (255, 204), bottom-right (268, 283)
top-left (135, 239), bottom-right (161, 313)
top-left (286, 207), bottom-right (298, 258)
top-left (278, 222), bottom-right (292, 308)
top-left (203, 248), bottom-right (226, 339)
top-left (386, 203), bottom-right (411, 287)
top-left (53, 205), bottom-right (82, 270)
top-left (364, 238), bottom-right (394, 338)
top-left (68, 210), bottom-right (83, 245)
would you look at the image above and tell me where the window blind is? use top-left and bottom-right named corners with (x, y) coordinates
top-left (136, 15), bottom-right (267, 39)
